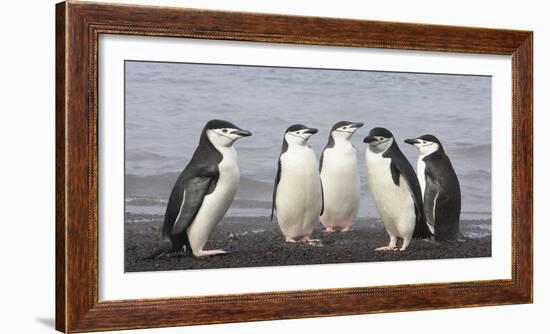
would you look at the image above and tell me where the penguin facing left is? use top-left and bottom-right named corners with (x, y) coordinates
top-left (363, 127), bottom-right (432, 251)
top-left (404, 135), bottom-right (461, 241)
top-left (148, 120), bottom-right (252, 258)
top-left (319, 121), bottom-right (364, 232)
top-left (271, 124), bottom-right (323, 244)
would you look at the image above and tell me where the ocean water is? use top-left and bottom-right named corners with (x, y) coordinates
top-left (125, 61), bottom-right (492, 223)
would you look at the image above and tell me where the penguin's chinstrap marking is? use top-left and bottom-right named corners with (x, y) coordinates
top-left (147, 119), bottom-right (251, 259)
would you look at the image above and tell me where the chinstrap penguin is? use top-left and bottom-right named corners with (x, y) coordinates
top-left (319, 121), bottom-right (364, 232)
top-left (363, 127), bottom-right (432, 251)
top-left (271, 124), bottom-right (324, 244)
top-left (147, 119), bottom-right (251, 258)
top-left (405, 135), bottom-right (461, 241)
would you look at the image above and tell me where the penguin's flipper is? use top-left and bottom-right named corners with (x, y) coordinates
top-left (271, 160), bottom-right (282, 221)
top-left (319, 180), bottom-right (324, 216)
top-left (171, 175), bottom-right (218, 236)
top-left (389, 161), bottom-right (401, 186)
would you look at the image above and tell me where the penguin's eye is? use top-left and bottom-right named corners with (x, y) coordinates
top-left (222, 129), bottom-right (228, 133)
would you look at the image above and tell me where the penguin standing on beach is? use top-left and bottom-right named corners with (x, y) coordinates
top-left (363, 127), bottom-right (431, 251)
top-left (405, 135), bottom-right (461, 241)
top-left (271, 124), bottom-right (323, 244)
top-left (319, 121), bottom-right (364, 232)
top-left (148, 120), bottom-right (251, 258)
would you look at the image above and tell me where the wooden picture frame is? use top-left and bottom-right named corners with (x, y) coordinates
top-left (56, 1), bottom-right (533, 332)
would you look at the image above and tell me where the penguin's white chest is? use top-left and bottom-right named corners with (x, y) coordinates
top-left (365, 150), bottom-right (415, 238)
top-left (187, 147), bottom-right (240, 253)
top-left (276, 146), bottom-right (322, 238)
top-left (320, 144), bottom-right (360, 225)
top-left (417, 158), bottom-right (426, 198)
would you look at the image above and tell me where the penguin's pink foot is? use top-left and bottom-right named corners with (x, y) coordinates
top-left (375, 237), bottom-right (398, 251)
top-left (375, 246), bottom-right (398, 251)
top-left (399, 238), bottom-right (411, 251)
top-left (194, 249), bottom-right (229, 257)
top-left (341, 226), bottom-right (352, 232)
top-left (323, 227), bottom-right (336, 233)
top-left (285, 236), bottom-right (298, 243)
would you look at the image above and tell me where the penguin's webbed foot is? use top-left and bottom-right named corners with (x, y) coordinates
top-left (285, 236), bottom-right (299, 243)
top-left (194, 249), bottom-right (229, 257)
top-left (375, 246), bottom-right (399, 251)
top-left (340, 226), bottom-right (352, 232)
top-left (322, 227), bottom-right (336, 233)
top-left (399, 239), bottom-right (411, 251)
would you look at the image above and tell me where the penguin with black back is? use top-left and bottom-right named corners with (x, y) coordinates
top-left (363, 127), bottom-right (432, 251)
top-left (405, 134), bottom-right (461, 241)
top-left (147, 119), bottom-right (251, 258)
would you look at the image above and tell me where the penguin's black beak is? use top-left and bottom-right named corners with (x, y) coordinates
top-left (233, 129), bottom-right (252, 137)
top-left (404, 138), bottom-right (419, 145)
top-left (363, 136), bottom-right (376, 143)
top-left (351, 122), bottom-right (364, 129)
top-left (305, 128), bottom-right (318, 134)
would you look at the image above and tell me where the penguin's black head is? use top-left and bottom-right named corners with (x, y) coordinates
top-left (204, 119), bottom-right (252, 147)
top-left (363, 127), bottom-right (394, 143)
top-left (363, 127), bottom-right (394, 152)
top-left (284, 124), bottom-right (318, 144)
top-left (330, 121), bottom-right (364, 139)
top-left (404, 134), bottom-right (443, 155)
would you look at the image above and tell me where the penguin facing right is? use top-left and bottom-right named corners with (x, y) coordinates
top-left (404, 135), bottom-right (461, 241)
top-left (147, 119), bottom-right (252, 259)
top-left (363, 127), bottom-right (432, 251)
top-left (271, 124), bottom-right (323, 244)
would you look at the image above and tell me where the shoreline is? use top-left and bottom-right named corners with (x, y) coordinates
top-left (125, 215), bottom-right (491, 272)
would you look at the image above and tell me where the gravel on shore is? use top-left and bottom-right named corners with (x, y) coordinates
top-left (125, 214), bottom-right (491, 272)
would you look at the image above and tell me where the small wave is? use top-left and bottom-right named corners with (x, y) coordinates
top-left (126, 196), bottom-right (167, 206)
top-left (462, 231), bottom-right (492, 239)
top-left (239, 177), bottom-right (273, 193)
top-left (125, 196), bottom-right (270, 210)
top-left (452, 143), bottom-right (491, 156)
top-left (233, 199), bottom-right (271, 209)
top-left (125, 212), bottom-right (163, 223)
top-left (460, 169), bottom-right (491, 180)
top-left (126, 172), bottom-right (179, 197)
top-left (126, 151), bottom-right (167, 161)
top-left (126, 172), bottom-right (272, 198)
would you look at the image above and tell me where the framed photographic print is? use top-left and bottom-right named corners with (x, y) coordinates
top-left (56, 1), bottom-right (533, 332)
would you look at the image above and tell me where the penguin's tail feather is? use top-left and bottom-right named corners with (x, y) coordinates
top-left (142, 239), bottom-right (173, 260)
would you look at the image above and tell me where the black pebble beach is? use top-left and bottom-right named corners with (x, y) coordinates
top-left (125, 214), bottom-right (491, 272)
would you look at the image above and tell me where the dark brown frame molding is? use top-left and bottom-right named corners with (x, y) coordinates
top-left (56, 1), bottom-right (533, 332)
